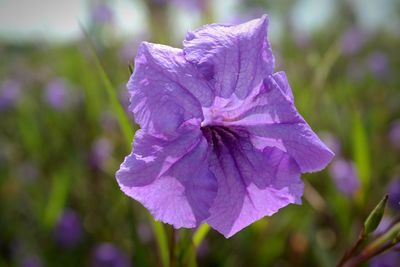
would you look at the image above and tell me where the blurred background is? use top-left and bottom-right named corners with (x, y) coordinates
top-left (1, 0), bottom-right (400, 266)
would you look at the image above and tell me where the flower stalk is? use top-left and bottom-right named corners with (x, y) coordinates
top-left (337, 195), bottom-right (399, 267)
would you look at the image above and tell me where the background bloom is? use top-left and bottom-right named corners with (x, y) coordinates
top-left (388, 120), bottom-right (400, 149)
top-left (53, 209), bottom-right (83, 248)
top-left (341, 27), bottom-right (365, 55)
top-left (369, 250), bottom-right (400, 267)
top-left (0, 79), bottom-right (21, 111)
top-left (19, 255), bottom-right (43, 267)
top-left (91, 243), bottom-right (130, 267)
top-left (44, 79), bottom-right (70, 110)
top-left (329, 159), bottom-right (360, 197)
top-left (90, 137), bottom-right (113, 170)
top-left (116, 15), bottom-right (333, 237)
top-left (91, 3), bottom-right (114, 25)
top-left (367, 51), bottom-right (389, 79)
top-left (388, 178), bottom-right (400, 211)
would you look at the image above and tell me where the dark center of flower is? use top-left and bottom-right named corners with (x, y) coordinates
top-left (201, 125), bottom-right (240, 154)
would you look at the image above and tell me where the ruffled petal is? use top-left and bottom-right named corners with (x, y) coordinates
top-left (203, 127), bottom-right (303, 237)
top-left (183, 15), bottom-right (274, 99)
top-left (128, 42), bottom-right (215, 138)
top-left (208, 71), bottom-right (334, 173)
top-left (116, 129), bottom-right (217, 228)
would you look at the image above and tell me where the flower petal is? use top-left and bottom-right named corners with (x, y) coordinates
top-left (211, 72), bottom-right (334, 172)
top-left (128, 42), bottom-right (215, 137)
top-left (183, 15), bottom-right (274, 99)
top-left (116, 129), bottom-right (217, 228)
top-left (204, 128), bottom-right (303, 237)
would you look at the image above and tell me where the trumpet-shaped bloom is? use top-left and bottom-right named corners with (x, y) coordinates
top-left (116, 15), bottom-right (334, 237)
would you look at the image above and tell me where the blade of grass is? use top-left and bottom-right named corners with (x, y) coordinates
top-left (80, 23), bottom-right (133, 144)
top-left (43, 170), bottom-right (70, 229)
top-left (80, 22), bottom-right (169, 267)
top-left (193, 223), bottom-right (210, 249)
top-left (352, 113), bottom-right (371, 203)
top-left (151, 218), bottom-right (170, 267)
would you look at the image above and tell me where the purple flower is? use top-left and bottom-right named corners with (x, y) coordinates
top-left (116, 15), bottom-right (334, 237)
top-left (90, 137), bottom-right (113, 170)
top-left (341, 27), bottom-right (365, 55)
top-left (17, 161), bottom-right (39, 183)
top-left (119, 38), bottom-right (145, 63)
top-left (374, 216), bottom-right (392, 235)
top-left (388, 178), bottom-right (400, 211)
top-left (329, 159), bottom-right (360, 196)
top-left (0, 79), bottom-right (22, 110)
top-left (320, 132), bottom-right (341, 156)
top-left (367, 51), bottom-right (389, 79)
top-left (91, 243), bottom-right (129, 267)
top-left (369, 251), bottom-right (400, 267)
top-left (91, 3), bottom-right (114, 25)
top-left (54, 209), bottom-right (82, 247)
top-left (389, 120), bottom-right (400, 149)
top-left (293, 31), bottom-right (311, 49)
top-left (19, 255), bottom-right (42, 267)
top-left (171, 0), bottom-right (205, 11)
top-left (137, 223), bottom-right (152, 244)
top-left (44, 79), bottom-right (70, 110)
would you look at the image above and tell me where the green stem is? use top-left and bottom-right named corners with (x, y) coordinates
top-left (81, 23), bottom-right (170, 267)
top-left (169, 227), bottom-right (176, 267)
top-left (151, 219), bottom-right (170, 267)
top-left (80, 24), bottom-right (133, 144)
top-left (193, 224), bottom-right (210, 249)
top-left (337, 231), bottom-right (366, 267)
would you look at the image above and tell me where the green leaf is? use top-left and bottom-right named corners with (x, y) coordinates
top-left (363, 195), bottom-right (388, 236)
top-left (352, 113), bottom-right (371, 201)
top-left (150, 218), bottom-right (170, 267)
top-left (80, 23), bottom-right (169, 267)
top-left (43, 171), bottom-right (70, 229)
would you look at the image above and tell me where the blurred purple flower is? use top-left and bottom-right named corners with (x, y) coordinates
top-left (341, 27), bottom-right (365, 55)
top-left (116, 15), bottom-right (333, 237)
top-left (17, 161), bottom-right (39, 183)
top-left (100, 112), bottom-right (118, 132)
top-left (172, 0), bottom-right (205, 11)
top-left (44, 79), bottom-right (70, 110)
top-left (320, 132), bottom-right (341, 156)
top-left (90, 138), bottom-right (112, 170)
top-left (119, 36), bottom-right (148, 63)
top-left (227, 8), bottom-right (266, 25)
top-left (119, 86), bottom-right (130, 111)
top-left (293, 31), bottom-right (311, 49)
top-left (367, 51), bottom-right (389, 79)
top-left (54, 209), bottom-right (82, 247)
top-left (91, 243), bottom-right (130, 267)
top-left (91, 3), bottom-right (114, 25)
top-left (374, 216), bottom-right (392, 235)
top-left (120, 39), bottom-right (141, 63)
top-left (369, 250), bottom-right (400, 267)
top-left (137, 223), bottom-right (152, 244)
top-left (388, 178), bottom-right (400, 211)
top-left (20, 255), bottom-right (42, 267)
top-left (0, 79), bottom-right (22, 110)
top-left (329, 159), bottom-right (360, 196)
top-left (388, 120), bottom-right (400, 150)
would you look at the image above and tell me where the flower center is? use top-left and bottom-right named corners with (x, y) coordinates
top-left (200, 125), bottom-right (239, 153)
